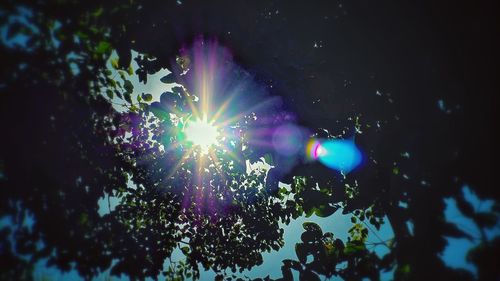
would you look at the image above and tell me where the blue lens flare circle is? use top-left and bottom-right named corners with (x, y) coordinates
top-left (310, 139), bottom-right (363, 174)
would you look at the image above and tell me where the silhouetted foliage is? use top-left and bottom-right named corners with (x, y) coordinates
top-left (1, 1), bottom-right (499, 281)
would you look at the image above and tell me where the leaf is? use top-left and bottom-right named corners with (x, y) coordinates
top-left (456, 196), bottom-right (475, 218)
top-left (96, 41), bottom-right (112, 55)
top-left (295, 243), bottom-right (307, 264)
top-left (92, 7), bottom-right (103, 18)
top-left (79, 213), bottom-right (89, 225)
top-left (114, 90), bottom-right (122, 99)
top-left (299, 270), bottom-right (320, 281)
top-left (160, 91), bottom-right (179, 106)
top-left (263, 153), bottom-right (274, 166)
top-left (123, 80), bottom-right (133, 94)
top-left (75, 30), bottom-right (89, 40)
top-left (127, 65), bottom-right (134, 75)
top-left (110, 58), bottom-right (119, 70)
top-left (334, 238), bottom-right (345, 252)
top-left (398, 264), bottom-right (410, 274)
top-left (176, 55), bottom-right (191, 70)
top-left (180, 246), bottom-right (190, 255)
top-left (117, 47), bottom-right (131, 69)
top-left (7, 22), bottom-right (23, 40)
top-left (149, 102), bottom-right (168, 120)
top-left (303, 222), bottom-right (322, 235)
top-left (124, 93), bottom-right (132, 103)
top-left (344, 241), bottom-right (366, 255)
top-left (474, 212), bottom-right (498, 228)
top-left (314, 204), bottom-right (338, 217)
top-left (380, 252), bottom-right (395, 269)
top-left (160, 73), bottom-right (176, 84)
top-left (301, 190), bottom-right (332, 218)
top-left (171, 86), bottom-right (185, 95)
top-left (392, 167), bottom-right (399, 175)
top-left (301, 231), bottom-right (317, 244)
top-left (137, 69), bottom-right (147, 84)
top-left (282, 259), bottom-right (301, 271)
top-left (142, 93), bottom-right (153, 102)
top-left (281, 265), bottom-right (293, 281)
top-left (108, 78), bottom-right (116, 87)
top-left (265, 168), bottom-right (280, 195)
top-left (106, 89), bottom-right (114, 99)
top-left (118, 70), bottom-right (127, 80)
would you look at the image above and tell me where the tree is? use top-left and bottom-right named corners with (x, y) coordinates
top-left (1, 1), bottom-right (499, 280)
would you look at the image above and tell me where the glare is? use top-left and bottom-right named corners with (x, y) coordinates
top-left (316, 145), bottom-right (327, 157)
top-left (306, 138), bottom-right (363, 173)
top-left (184, 115), bottom-right (219, 153)
top-left (318, 140), bottom-right (362, 173)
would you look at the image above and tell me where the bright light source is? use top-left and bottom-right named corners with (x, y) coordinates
top-left (184, 115), bottom-right (219, 153)
top-left (316, 145), bottom-right (327, 157)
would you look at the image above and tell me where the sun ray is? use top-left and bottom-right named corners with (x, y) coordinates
top-left (217, 96), bottom-right (282, 127)
top-left (181, 88), bottom-right (201, 119)
top-left (216, 143), bottom-right (245, 170)
top-left (210, 93), bottom-right (236, 124)
top-left (166, 147), bottom-right (195, 179)
top-left (208, 150), bottom-right (228, 184)
top-left (246, 139), bottom-right (275, 148)
top-left (168, 40), bottom-right (285, 199)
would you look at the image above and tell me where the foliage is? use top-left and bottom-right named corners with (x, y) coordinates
top-left (1, 1), bottom-right (499, 281)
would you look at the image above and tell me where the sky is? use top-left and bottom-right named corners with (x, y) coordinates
top-left (6, 184), bottom-right (496, 281)
top-left (1, 25), bottom-right (498, 279)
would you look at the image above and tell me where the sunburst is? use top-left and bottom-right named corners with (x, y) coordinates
top-left (184, 114), bottom-right (219, 154)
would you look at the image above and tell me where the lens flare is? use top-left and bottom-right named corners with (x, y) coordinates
top-left (306, 138), bottom-right (362, 173)
top-left (306, 139), bottom-right (322, 160)
top-left (272, 124), bottom-right (303, 157)
top-left (184, 114), bottom-right (219, 153)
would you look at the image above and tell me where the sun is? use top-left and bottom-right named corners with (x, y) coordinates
top-left (184, 114), bottom-right (220, 153)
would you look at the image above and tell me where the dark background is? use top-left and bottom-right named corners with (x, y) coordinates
top-left (1, 1), bottom-right (499, 280)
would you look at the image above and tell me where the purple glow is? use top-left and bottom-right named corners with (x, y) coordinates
top-left (272, 124), bottom-right (304, 157)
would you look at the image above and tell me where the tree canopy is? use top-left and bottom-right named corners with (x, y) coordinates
top-left (1, 1), bottom-right (499, 281)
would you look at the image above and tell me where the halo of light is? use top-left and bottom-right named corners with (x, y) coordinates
top-left (272, 124), bottom-right (303, 157)
top-left (184, 114), bottom-right (219, 153)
